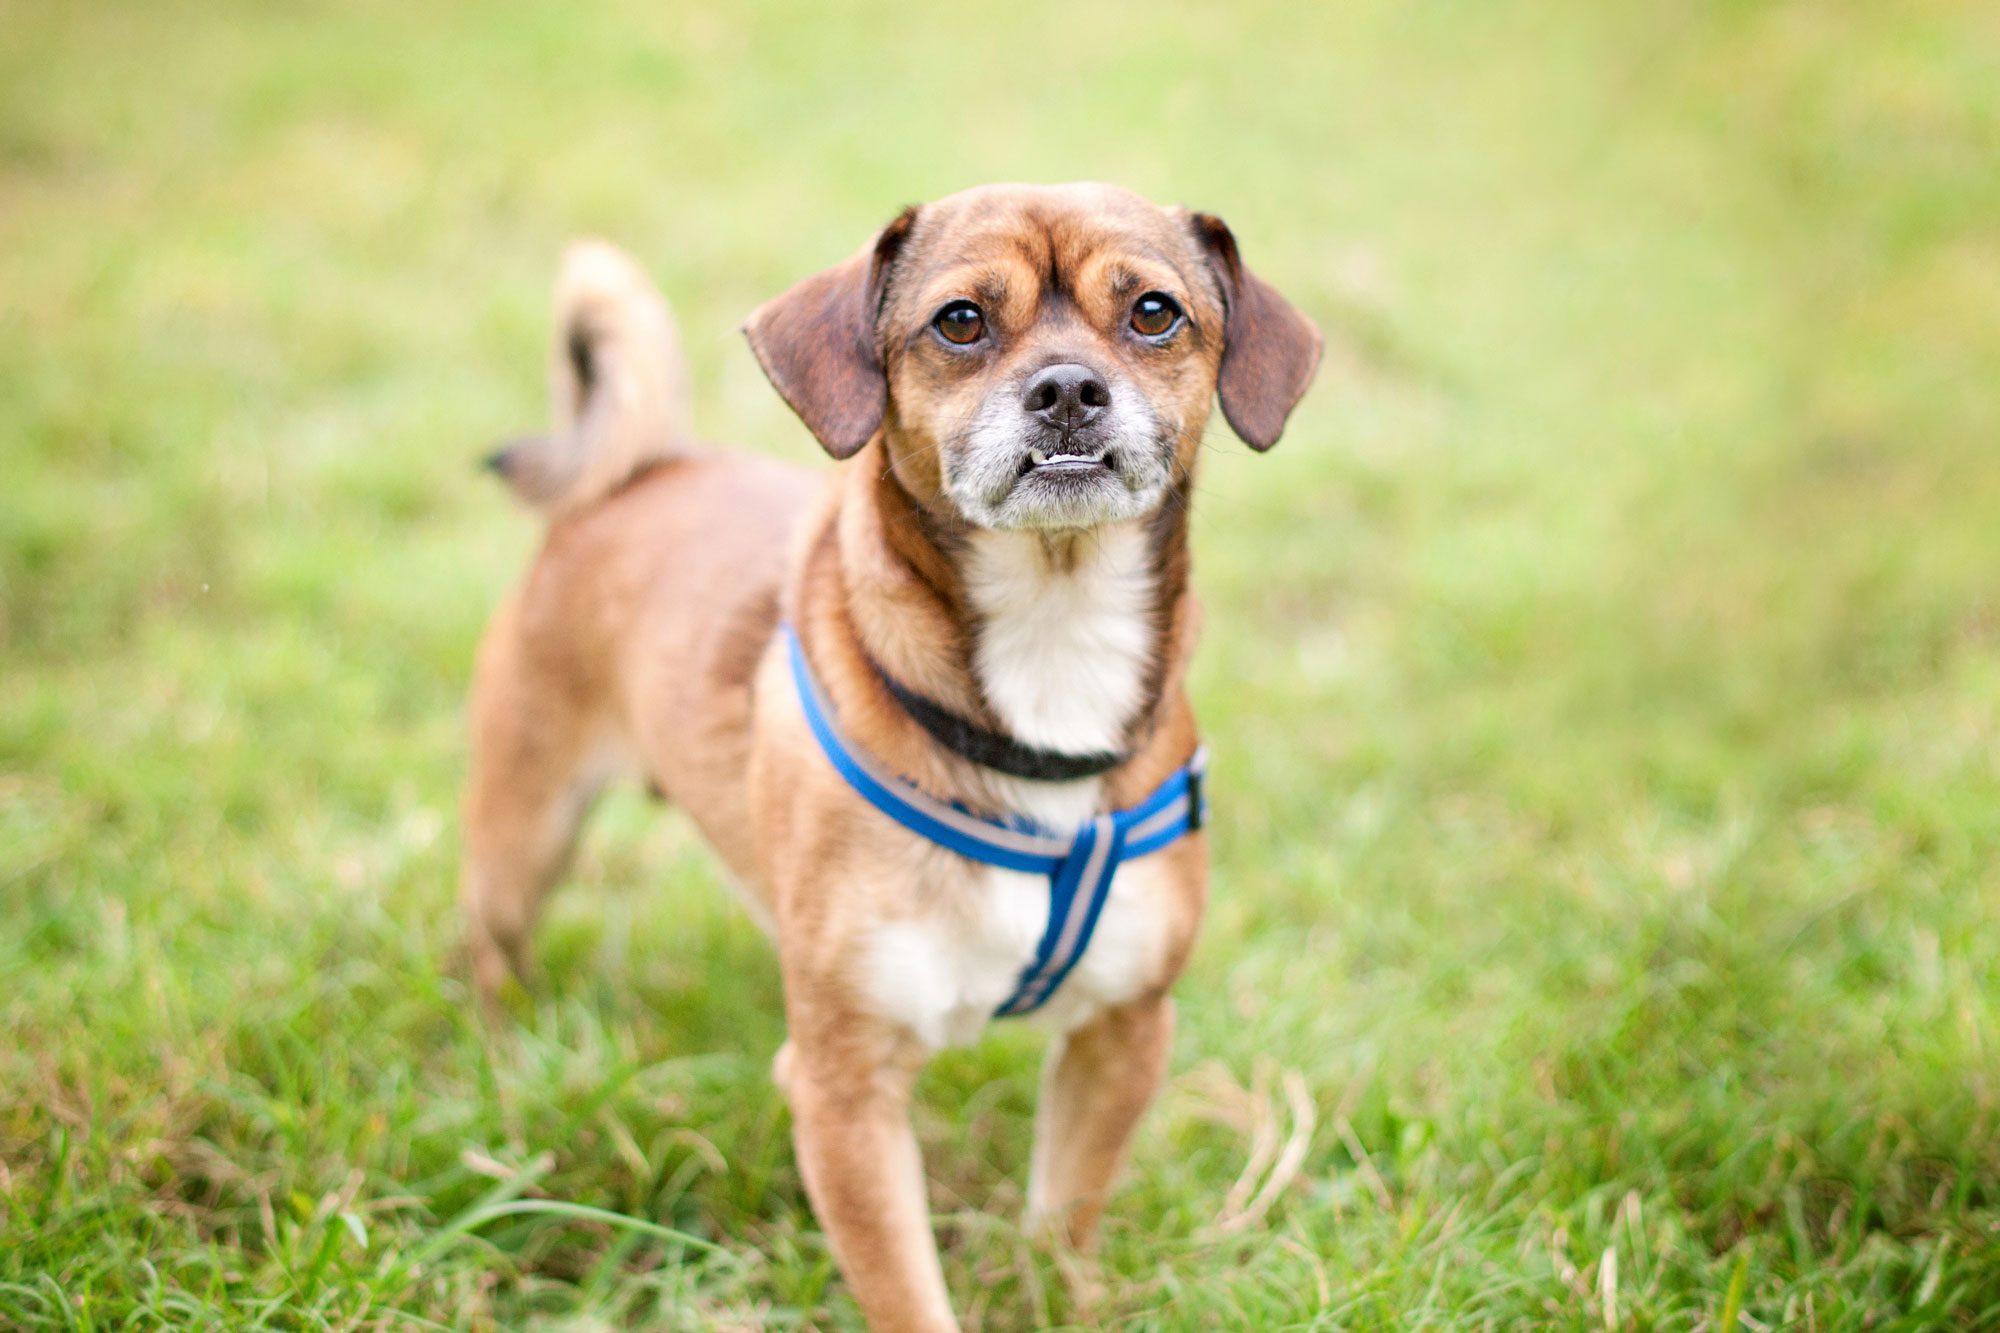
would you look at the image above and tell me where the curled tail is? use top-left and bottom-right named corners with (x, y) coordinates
top-left (486, 239), bottom-right (693, 516)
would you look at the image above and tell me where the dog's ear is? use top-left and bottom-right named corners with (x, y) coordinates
top-left (1188, 212), bottom-right (1322, 451)
top-left (743, 207), bottom-right (918, 459)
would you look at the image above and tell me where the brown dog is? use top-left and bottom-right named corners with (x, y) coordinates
top-left (461, 182), bottom-right (1319, 1330)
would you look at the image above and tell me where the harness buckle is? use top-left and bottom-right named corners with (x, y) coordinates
top-left (1187, 768), bottom-right (1206, 831)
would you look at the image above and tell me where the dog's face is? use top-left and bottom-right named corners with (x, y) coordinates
top-left (746, 183), bottom-right (1321, 532)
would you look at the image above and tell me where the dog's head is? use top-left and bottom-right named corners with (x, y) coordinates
top-left (745, 182), bottom-right (1320, 531)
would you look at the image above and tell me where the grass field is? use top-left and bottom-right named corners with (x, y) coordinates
top-left (5, 1), bottom-right (2000, 1327)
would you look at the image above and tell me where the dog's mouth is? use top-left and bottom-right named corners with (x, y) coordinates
top-left (990, 443), bottom-right (1139, 530)
top-left (944, 395), bottom-right (1169, 530)
top-left (1018, 447), bottom-right (1119, 477)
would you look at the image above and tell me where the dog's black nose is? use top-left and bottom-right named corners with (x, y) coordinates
top-left (1021, 363), bottom-right (1110, 433)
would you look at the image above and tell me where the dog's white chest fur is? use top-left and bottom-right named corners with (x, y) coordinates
top-left (963, 525), bottom-right (1156, 755)
top-left (867, 853), bottom-right (1171, 1049)
top-left (863, 524), bottom-right (1168, 1049)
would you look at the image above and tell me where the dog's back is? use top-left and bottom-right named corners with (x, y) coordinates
top-left (461, 245), bottom-right (819, 997)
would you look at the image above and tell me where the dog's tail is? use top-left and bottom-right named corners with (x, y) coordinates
top-left (486, 239), bottom-right (694, 517)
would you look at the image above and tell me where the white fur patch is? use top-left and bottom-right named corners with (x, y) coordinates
top-left (859, 523), bottom-right (1168, 1050)
top-left (963, 523), bottom-right (1156, 757)
top-left (863, 857), bottom-right (1170, 1050)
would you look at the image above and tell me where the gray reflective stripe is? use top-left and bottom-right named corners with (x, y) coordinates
top-left (1125, 747), bottom-right (1207, 842)
top-left (874, 757), bottom-right (1071, 858)
top-left (1127, 796), bottom-right (1189, 844)
top-left (1010, 816), bottom-right (1118, 1009)
top-left (1010, 979), bottom-right (1049, 1011)
top-left (1011, 976), bottom-right (1050, 1012)
top-left (1126, 747), bottom-right (1209, 843)
top-left (1046, 815), bottom-right (1118, 967)
top-left (790, 635), bottom-right (1071, 858)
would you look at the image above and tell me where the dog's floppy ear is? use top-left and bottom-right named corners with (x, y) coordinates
top-left (1188, 212), bottom-right (1323, 451)
top-left (743, 207), bottom-right (918, 459)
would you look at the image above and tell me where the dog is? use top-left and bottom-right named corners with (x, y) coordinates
top-left (461, 182), bottom-right (1320, 1331)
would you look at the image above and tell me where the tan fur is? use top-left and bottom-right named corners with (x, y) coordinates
top-left (460, 184), bottom-right (1318, 1331)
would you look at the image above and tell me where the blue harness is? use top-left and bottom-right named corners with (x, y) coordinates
top-left (782, 625), bottom-right (1208, 1017)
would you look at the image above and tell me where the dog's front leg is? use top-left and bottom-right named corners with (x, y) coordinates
top-left (776, 1025), bottom-right (958, 1332)
top-left (1025, 994), bottom-right (1175, 1251)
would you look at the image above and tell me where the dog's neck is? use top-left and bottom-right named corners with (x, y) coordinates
top-left (835, 442), bottom-right (1192, 772)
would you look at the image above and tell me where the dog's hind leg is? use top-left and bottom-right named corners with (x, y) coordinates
top-left (458, 596), bottom-right (621, 1015)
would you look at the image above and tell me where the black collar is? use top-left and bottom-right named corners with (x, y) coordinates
top-left (871, 664), bottom-right (1127, 783)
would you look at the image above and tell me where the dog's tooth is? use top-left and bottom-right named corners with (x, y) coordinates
top-left (1029, 448), bottom-right (1049, 465)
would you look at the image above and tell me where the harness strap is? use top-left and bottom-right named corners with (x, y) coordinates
top-left (781, 624), bottom-right (1206, 1017)
top-left (995, 814), bottom-right (1128, 1016)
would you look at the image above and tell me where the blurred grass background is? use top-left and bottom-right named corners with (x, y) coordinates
top-left (4, 0), bottom-right (1999, 1327)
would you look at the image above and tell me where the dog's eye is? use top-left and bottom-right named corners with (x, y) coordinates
top-left (933, 301), bottom-right (986, 346)
top-left (1130, 292), bottom-right (1182, 338)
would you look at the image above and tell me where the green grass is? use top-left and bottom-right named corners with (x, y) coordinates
top-left (4, 0), bottom-right (1999, 1327)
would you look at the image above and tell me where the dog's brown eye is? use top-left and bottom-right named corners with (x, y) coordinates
top-left (1130, 292), bottom-right (1181, 338)
top-left (934, 301), bottom-right (985, 346)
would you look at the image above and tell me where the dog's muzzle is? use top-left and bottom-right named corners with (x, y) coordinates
top-left (948, 363), bottom-right (1171, 530)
